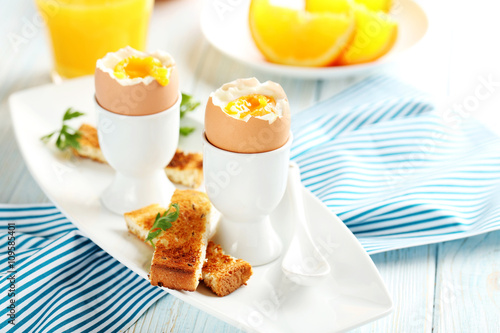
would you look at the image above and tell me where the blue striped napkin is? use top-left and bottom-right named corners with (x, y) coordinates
top-left (0, 204), bottom-right (164, 333)
top-left (292, 76), bottom-right (500, 254)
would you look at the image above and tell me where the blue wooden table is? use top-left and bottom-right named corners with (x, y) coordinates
top-left (1, 0), bottom-right (500, 332)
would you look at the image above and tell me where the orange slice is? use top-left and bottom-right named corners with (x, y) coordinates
top-left (306, 0), bottom-right (398, 65)
top-left (355, 0), bottom-right (393, 13)
top-left (248, 0), bottom-right (355, 67)
top-left (305, 0), bottom-right (393, 15)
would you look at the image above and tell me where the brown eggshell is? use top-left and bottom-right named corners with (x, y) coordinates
top-left (95, 65), bottom-right (179, 116)
top-left (205, 97), bottom-right (291, 153)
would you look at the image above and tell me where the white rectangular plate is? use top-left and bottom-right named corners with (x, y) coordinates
top-left (9, 77), bottom-right (392, 333)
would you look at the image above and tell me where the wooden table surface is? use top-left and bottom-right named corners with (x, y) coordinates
top-left (1, 0), bottom-right (500, 332)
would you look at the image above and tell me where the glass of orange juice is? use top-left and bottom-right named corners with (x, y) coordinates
top-left (35, 0), bottom-right (154, 81)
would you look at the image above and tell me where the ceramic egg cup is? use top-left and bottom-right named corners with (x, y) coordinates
top-left (202, 132), bottom-right (293, 266)
top-left (96, 92), bottom-right (181, 215)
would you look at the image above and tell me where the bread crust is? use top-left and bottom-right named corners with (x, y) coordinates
top-left (165, 150), bottom-right (203, 188)
top-left (150, 243), bottom-right (201, 291)
top-left (124, 203), bottom-right (163, 243)
top-left (202, 242), bottom-right (253, 296)
top-left (72, 123), bottom-right (106, 163)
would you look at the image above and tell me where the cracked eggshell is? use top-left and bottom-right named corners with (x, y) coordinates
top-left (94, 48), bottom-right (179, 116)
top-left (95, 67), bottom-right (179, 116)
top-left (204, 96), bottom-right (291, 153)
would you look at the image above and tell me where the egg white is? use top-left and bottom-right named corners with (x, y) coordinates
top-left (210, 77), bottom-right (288, 123)
top-left (96, 46), bottom-right (175, 87)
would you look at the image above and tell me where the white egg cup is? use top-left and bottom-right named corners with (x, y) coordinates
top-left (202, 132), bottom-right (292, 266)
top-left (95, 92), bottom-right (181, 215)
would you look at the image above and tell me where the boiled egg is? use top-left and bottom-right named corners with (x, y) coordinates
top-left (205, 78), bottom-right (290, 153)
top-left (95, 46), bottom-right (179, 116)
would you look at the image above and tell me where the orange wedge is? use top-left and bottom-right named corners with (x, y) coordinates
top-left (249, 0), bottom-right (355, 67)
top-left (306, 0), bottom-right (398, 65)
top-left (355, 0), bottom-right (393, 13)
top-left (305, 0), bottom-right (393, 15)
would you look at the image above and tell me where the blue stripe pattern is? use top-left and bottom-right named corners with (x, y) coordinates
top-left (291, 76), bottom-right (500, 254)
top-left (0, 205), bottom-right (164, 332)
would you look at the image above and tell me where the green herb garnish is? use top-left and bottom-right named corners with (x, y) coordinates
top-left (179, 93), bottom-right (200, 137)
top-left (180, 93), bottom-right (200, 119)
top-left (40, 108), bottom-right (85, 151)
top-left (179, 127), bottom-right (195, 136)
top-left (145, 203), bottom-right (180, 247)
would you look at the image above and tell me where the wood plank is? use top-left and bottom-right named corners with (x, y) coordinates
top-left (0, 6), bottom-right (52, 205)
top-left (433, 230), bottom-right (500, 333)
top-left (124, 295), bottom-right (243, 333)
top-left (319, 77), bottom-right (366, 103)
top-left (350, 245), bottom-right (437, 333)
top-left (148, 0), bottom-right (207, 93)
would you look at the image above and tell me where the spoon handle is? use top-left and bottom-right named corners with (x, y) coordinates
top-left (282, 162), bottom-right (331, 283)
top-left (287, 162), bottom-right (313, 239)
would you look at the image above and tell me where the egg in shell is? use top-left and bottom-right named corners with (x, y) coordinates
top-left (95, 46), bottom-right (179, 116)
top-left (205, 78), bottom-right (291, 153)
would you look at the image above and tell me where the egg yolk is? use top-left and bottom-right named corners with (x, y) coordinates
top-left (113, 56), bottom-right (170, 86)
top-left (224, 94), bottom-right (276, 119)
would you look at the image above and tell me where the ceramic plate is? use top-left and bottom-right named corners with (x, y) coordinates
top-left (200, 0), bottom-right (428, 79)
top-left (9, 77), bottom-right (392, 333)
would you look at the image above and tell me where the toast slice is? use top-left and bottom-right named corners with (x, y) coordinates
top-left (166, 150), bottom-right (203, 189)
top-left (124, 190), bottom-right (211, 291)
top-left (125, 196), bottom-right (252, 295)
top-left (202, 242), bottom-right (253, 297)
top-left (73, 123), bottom-right (203, 188)
top-left (73, 123), bottom-right (106, 163)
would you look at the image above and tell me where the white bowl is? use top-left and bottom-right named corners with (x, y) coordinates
top-left (200, 0), bottom-right (429, 79)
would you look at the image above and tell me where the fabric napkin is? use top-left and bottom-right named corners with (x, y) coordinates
top-left (0, 205), bottom-right (164, 333)
top-left (291, 75), bottom-right (500, 254)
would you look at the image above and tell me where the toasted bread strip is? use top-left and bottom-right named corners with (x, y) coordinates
top-left (125, 190), bottom-right (211, 291)
top-left (73, 124), bottom-right (203, 188)
top-left (202, 241), bottom-right (253, 297)
top-left (124, 203), bottom-right (163, 243)
top-left (72, 124), bottom-right (106, 163)
top-left (166, 150), bottom-right (203, 189)
top-left (125, 198), bottom-right (252, 295)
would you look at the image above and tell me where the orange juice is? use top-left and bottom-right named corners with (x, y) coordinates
top-left (35, 0), bottom-right (154, 79)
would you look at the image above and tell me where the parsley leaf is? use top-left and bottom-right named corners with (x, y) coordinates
top-left (145, 203), bottom-right (180, 247)
top-left (178, 93), bottom-right (200, 137)
top-left (179, 126), bottom-right (195, 136)
top-left (40, 131), bottom-right (57, 143)
top-left (63, 108), bottom-right (85, 121)
top-left (180, 93), bottom-right (200, 119)
top-left (41, 108), bottom-right (85, 151)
